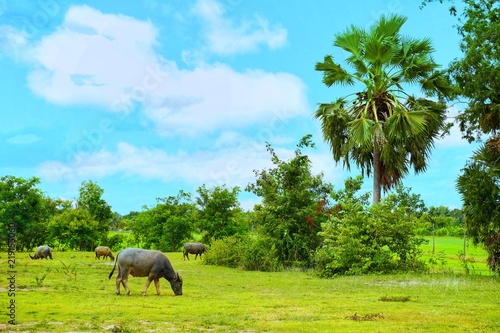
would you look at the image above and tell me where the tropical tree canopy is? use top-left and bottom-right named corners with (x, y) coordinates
top-left (422, 0), bottom-right (500, 275)
top-left (315, 14), bottom-right (453, 202)
top-left (422, 0), bottom-right (499, 142)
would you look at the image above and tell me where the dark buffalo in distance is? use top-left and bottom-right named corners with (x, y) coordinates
top-left (95, 246), bottom-right (115, 260)
top-left (183, 242), bottom-right (207, 260)
top-left (29, 245), bottom-right (53, 260)
top-left (108, 248), bottom-right (182, 296)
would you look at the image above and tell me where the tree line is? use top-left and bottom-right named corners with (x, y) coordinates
top-left (0, 134), bottom-right (465, 276)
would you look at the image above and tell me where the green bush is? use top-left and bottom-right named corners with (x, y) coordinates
top-left (106, 233), bottom-right (134, 251)
top-left (449, 226), bottom-right (465, 238)
top-left (203, 235), bottom-right (242, 268)
top-left (435, 228), bottom-right (449, 237)
top-left (240, 235), bottom-right (278, 271)
top-left (203, 234), bottom-right (279, 271)
top-left (315, 188), bottom-right (427, 277)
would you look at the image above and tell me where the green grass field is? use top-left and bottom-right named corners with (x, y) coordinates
top-left (2, 237), bottom-right (499, 332)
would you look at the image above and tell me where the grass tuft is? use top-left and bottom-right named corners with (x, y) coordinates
top-left (378, 295), bottom-right (411, 302)
top-left (345, 313), bottom-right (384, 321)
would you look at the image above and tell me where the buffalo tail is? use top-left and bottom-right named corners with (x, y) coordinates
top-left (108, 251), bottom-right (120, 279)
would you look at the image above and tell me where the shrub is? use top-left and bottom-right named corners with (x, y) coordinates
top-left (203, 235), bottom-right (242, 268)
top-left (204, 234), bottom-right (279, 271)
top-left (240, 234), bottom-right (278, 271)
top-left (315, 188), bottom-right (427, 277)
top-left (106, 233), bottom-right (133, 251)
top-left (435, 228), bottom-right (449, 237)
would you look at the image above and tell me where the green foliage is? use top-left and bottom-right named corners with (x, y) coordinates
top-left (34, 273), bottom-right (47, 287)
top-left (203, 234), bottom-right (278, 271)
top-left (48, 208), bottom-right (103, 251)
top-left (77, 180), bottom-right (113, 225)
top-left (203, 235), bottom-right (242, 268)
top-left (239, 234), bottom-right (278, 271)
top-left (0, 176), bottom-right (53, 250)
top-left (105, 232), bottom-right (133, 251)
top-left (196, 185), bottom-right (244, 243)
top-left (246, 135), bottom-right (331, 268)
top-left (315, 14), bottom-right (453, 202)
top-left (422, 0), bottom-right (499, 141)
top-left (422, 0), bottom-right (500, 275)
top-left (131, 191), bottom-right (194, 251)
top-left (457, 159), bottom-right (500, 274)
top-left (418, 206), bottom-right (465, 237)
top-left (57, 261), bottom-right (78, 281)
top-left (316, 177), bottom-right (427, 277)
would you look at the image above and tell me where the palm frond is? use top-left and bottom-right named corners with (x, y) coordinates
top-left (348, 117), bottom-right (375, 148)
top-left (334, 25), bottom-right (365, 56)
top-left (380, 143), bottom-right (408, 190)
top-left (315, 55), bottom-right (355, 87)
top-left (315, 101), bottom-right (351, 163)
top-left (364, 36), bottom-right (395, 66)
top-left (371, 14), bottom-right (407, 40)
top-left (419, 71), bottom-right (454, 98)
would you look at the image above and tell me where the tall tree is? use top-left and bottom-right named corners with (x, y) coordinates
top-left (315, 14), bottom-right (453, 202)
top-left (131, 191), bottom-right (194, 252)
top-left (422, 0), bottom-right (499, 142)
top-left (457, 158), bottom-right (500, 273)
top-left (196, 185), bottom-right (243, 243)
top-left (77, 180), bottom-right (112, 228)
top-left (246, 135), bottom-right (331, 267)
top-left (48, 208), bottom-right (101, 251)
top-left (422, 0), bottom-right (500, 275)
top-left (0, 176), bottom-right (51, 250)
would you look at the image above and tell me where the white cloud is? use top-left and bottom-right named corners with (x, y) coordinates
top-left (17, 4), bottom-right (306, 137)
top-left (26, 5), bottom-right (162, 109)
top-left (191, 0), bottom-right (287, 55)
top-left (144, 64), bottom-right (308, 136)
top-left (38, 140), bottom-right (274, 188)
top-left (37, 137), bottom-right (343, 196)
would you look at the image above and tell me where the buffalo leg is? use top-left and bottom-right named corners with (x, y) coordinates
top-left (123, 279), bottom-right (131, 295)
top-left (142, 276), bottom-right (155, 296)
top-left (115, 267), bottom-right (122, 295)
top-left (116, 269), bottom-right (131, 295)
top-left (115, 278), bottom-right (121, 295)
top-left (154, 278), bottom-right (161, 295)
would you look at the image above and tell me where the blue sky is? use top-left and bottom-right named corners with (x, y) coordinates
top-left (1, 0), bottom-right (478, 214)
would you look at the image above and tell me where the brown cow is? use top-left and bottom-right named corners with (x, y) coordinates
top-left (95, 246), bottom-right (115, 261)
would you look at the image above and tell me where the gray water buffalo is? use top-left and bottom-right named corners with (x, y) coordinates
top-left (29, 245), bottom-right (53, 260)
top-left (95, 246), bottom-right (115, 260)
top-left (183, 242), bottom-right (207, 260)
top-left (108, 248), bottom-right (182, 296)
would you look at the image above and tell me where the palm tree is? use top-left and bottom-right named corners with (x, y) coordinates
top-left (315, 14), bottom-right (453, 202)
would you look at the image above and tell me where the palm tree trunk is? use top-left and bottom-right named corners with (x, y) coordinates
top-left (373, 148), bottom-right (382, 203)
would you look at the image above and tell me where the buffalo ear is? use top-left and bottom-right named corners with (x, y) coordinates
top-left (174, 272), bottom-right (182, 282)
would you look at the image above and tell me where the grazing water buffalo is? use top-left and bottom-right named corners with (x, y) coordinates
top-left (95, 246), bottom-right (115, 260)
top-left (183, 242), bottom-right (207, 260)
top-left (29, 245), bottom-right (53, 260)
top-left (108, 248), bottom-right (182, 296)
